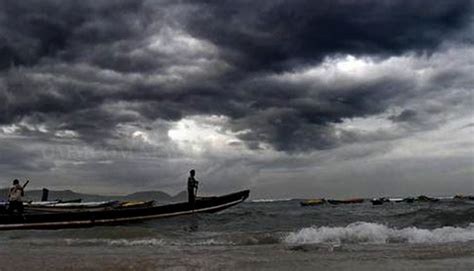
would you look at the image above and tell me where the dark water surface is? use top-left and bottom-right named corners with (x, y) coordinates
top-left (1, 199), bottom-right (473, 270)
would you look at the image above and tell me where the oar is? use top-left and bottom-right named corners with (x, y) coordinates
top-left (20, 180), bottom-right (30, 197)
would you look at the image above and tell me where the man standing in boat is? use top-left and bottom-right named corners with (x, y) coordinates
top-left (187, 169), bottom-right (199, 205)
top-left (8, 179), bottom-right (28, 214)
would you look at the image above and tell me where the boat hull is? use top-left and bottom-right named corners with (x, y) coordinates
top-left (0, 190), bottom-right (249, 230)
top-left (327, 198), bottom-right (364, 205)
top-left (300, 199), bottom-right (326, 206)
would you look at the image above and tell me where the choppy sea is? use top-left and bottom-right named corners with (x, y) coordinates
top-left (0, 199), bottom-right (473, 270)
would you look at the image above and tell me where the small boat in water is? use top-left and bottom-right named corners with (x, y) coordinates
top-left (370, 198), bottom-right (389, 205)
top-left (24, 199), bottom-right (82, 206)
top-left (0, 190), bottom-right (249, 230)
top-left (327, 198), bottom-right (364, 205)
top-left (416, 195), bottom-right (439, 202)
top-left (300, 199), bottom-right (326, 206)
top-left (59, 198), bottom-right (82, 203)
top-left (117, 200), bottom-right (154, 209)
top-left (454, 195), bottom-right (474, 201)
top-left (24, 201), bottom-right (120, 212)
top-left (24, 200), bottom-right (155, 212)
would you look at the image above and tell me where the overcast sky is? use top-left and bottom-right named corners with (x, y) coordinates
top-left (0, 0), bottom-right (473, 198)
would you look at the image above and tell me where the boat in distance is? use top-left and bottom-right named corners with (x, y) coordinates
top-left (0, 190), bottom-right (249, 230)
top-left (300, 199), bottom-right (326, 206)
top-left (327, 198), bottom-right (364, 205)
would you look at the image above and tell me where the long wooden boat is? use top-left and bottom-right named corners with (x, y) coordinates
top-left (0, 190), bottom-right (249, 230)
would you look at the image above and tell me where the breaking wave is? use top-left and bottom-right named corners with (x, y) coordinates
top-left (284, 222), bottom-right (474, 245)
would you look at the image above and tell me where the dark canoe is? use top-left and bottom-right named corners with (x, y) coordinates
top-left (0, 190), bottom-right (250, 230)
top-left (327, 198), bottom-right (365, 205)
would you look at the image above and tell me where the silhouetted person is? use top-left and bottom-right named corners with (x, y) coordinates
top-left (8, 179), bottom-right (28, 214)
top-left (187, 169), bottom-right (199, 206)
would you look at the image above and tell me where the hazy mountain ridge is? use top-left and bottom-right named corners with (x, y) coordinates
top-left (0, 188), bottom-right (187, 203)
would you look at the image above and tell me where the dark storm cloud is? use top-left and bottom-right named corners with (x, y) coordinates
top-left (184, 0), bottom-right (473, 71)
top-left (0, 0), bottom-right (473, 152)
top-left (0, 0), bottom-right (146, 69)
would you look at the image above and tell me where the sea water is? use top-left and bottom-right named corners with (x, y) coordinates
top-left (0, 199), bottom-right (473, 270)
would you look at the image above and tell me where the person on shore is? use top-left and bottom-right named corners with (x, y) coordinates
top-left (8, 179), bottom-right (28, 214)
top-left (187, 169), bottom-right (199, 205)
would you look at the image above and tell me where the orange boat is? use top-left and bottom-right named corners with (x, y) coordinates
top-left (300, 199), bottom-right (326, 206)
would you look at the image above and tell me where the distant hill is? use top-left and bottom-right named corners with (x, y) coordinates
top-left (0, 188), bottom-right (187, 203)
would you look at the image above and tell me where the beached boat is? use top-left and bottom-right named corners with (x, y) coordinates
top-left (0, 190), bottom-right (249, 230)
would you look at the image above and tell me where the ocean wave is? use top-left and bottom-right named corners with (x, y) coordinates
top-left (284, 222), bottom-right (474, 245)
top-left (392, 207), bottom-right (474, 227)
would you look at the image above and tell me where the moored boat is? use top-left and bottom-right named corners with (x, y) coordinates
top-left (300, 199), bottom-right (326, 206)
top-left (370, 198), bottom-right (389, 205)
top-left (59, 198), bottom-right (82, 203)
top-left (24, 201), bottom-right (120, 212)
top-left (117, 200), bottom-right (154, 209)
top-left (0, 190), bottom-right (249, 230)
top-left (327, 198), bottom-right (364, 205)
top-left (416, 195), bottom-right (439, 202)
top-left (454, 194), bottom-right (474, 201)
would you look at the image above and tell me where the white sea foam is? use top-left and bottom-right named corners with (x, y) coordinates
top-left (284, 222), bottom-right (474, 245)
top-left (60, 238), bottom-right (232, 247)
top-left (62, 238), bottom-right (166, 246)
top-left (108, 238), bottom-right (168, 246)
